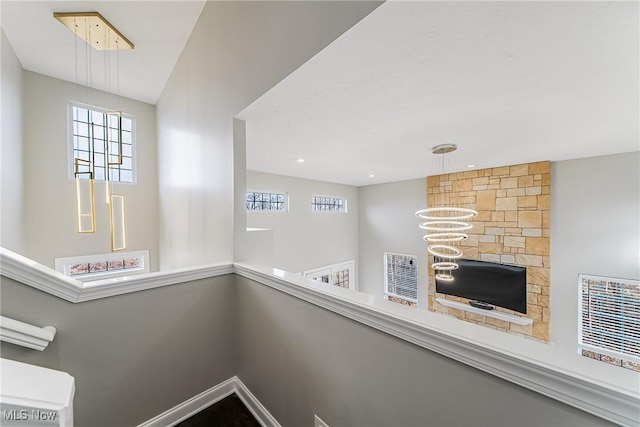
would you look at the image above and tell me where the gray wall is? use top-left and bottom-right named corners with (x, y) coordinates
top-left (158, 0), bottom-right (382, 269)
top-left (358, 178), bottom-right (427, 305)
top-left (1, 30), bottom-right (25, 253)
top-left (235, 275), bottom-right (612, 427)
top-left (0, 275), bottom-right (236, 426)
top-left (246, 171), bottom-right (359, 274)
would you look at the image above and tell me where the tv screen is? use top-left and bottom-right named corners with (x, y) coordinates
top-left (435, 259), bottom-right (527, 314)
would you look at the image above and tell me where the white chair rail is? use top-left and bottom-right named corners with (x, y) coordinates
top-left (0, 316), bottom-right (57, 351)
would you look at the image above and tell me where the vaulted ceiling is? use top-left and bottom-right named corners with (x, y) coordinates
top-left (3, 1), bottom-right (638, 186)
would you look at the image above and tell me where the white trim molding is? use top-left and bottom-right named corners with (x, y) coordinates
top-left (436, 297), bottom-right (533, 326)
top-left (0, 316), bottom-right (57, 351)
top-left (1, 247), bottom-right (233, 303)
top-left (2, 249), bottom-right (638, 426)
top-left (138, 376), bottom-right (280, 427)
top-left (234, 263), bottom-right (640, 427)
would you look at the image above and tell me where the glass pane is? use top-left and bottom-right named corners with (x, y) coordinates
top-left (75, 122), bottom-right (89, 136)
top-left (122, 144), bottom-right (132, 157)
top-left (122, 131), bottom-right (132, 144)
top-left (120, 170), bottom-right (133, 182)
top-left (108, 168), bottom-right (120, 181)
top-left (92, 125), bottom-right (105, 140)
top-left (121, 117), bottom-right (132, 131)
top-left (109, 114), bottom-right (119, 128)
top-left (94, 167), bottom-right (105, 181)
top-left (74, 107), bottom-right (88, 122)
top-left (122, 157), bottom-right (132, 170)
top-left (76, 137), bottom-right (89, 152)
top-left (90, 111), bottom-right (104, 125)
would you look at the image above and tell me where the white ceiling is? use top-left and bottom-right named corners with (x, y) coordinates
top-left (1, 0), bottom-right (206, 105)
top-left (238, 1), bottom-right (639, 187)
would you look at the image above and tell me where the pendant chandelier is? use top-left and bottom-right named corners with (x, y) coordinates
top-left (416, 144), bottom-right (477, 282)
top-left (55, 12), bottom-right (134, 251)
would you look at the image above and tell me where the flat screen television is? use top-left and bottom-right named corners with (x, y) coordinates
top-left (435, 259), bottom-right (527, 314)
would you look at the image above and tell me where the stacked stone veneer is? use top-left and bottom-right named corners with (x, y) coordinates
top-left (428, 161), bottom-right (551, 342)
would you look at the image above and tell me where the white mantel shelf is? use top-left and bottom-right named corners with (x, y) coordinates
top-left (436, 297), bottom-right (533, 326)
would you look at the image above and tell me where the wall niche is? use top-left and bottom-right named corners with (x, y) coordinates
top-left (428, 161), bottom-right (550, 342)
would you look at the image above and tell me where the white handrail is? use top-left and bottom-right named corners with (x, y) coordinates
top-left (0, 316), bottom-right (57, 351)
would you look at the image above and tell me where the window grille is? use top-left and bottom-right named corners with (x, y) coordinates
top-left (579, 275), bottom-right (640, 368)
top-left (246, 192), bottom-right (286, 211)
top-left (70, 103), bottom-right (134, 183)
top-left (385, 252), bottom-right (418, 303)
top-left (311, 195), bottom-right (346, 212)
top-left (333, 269), bottom-right (350, 289)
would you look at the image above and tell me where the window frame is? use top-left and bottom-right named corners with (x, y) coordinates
top-left (246, 190), bottom-right (289, 212)
top-left (578, 274), bottom-right (640, 366)
top-left (303, 260), bottom-right (355, 290)
top-left (54, 250), bottom-right (149, 282)
top-left (310, 194), bottom-right (347, 213)
top-left (67, 101), bottom-right (137, 184)
top-left (384, 252), bottom-right (418, 306)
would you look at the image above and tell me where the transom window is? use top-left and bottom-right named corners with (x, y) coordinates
top-left (246, 191), bottom-right (287, 211)
top-left (311, 195), bottom-right (346, 212)
top-left (69, 103), bottom-right (134, 183)
top-left (384, 252), bottom-right (418, 307)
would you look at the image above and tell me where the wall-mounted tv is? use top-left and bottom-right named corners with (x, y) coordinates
top-left (435, 259), bottom-right (527, 314)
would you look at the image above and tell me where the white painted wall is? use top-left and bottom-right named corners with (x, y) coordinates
top-left (358, 178), bottom-right (427, 305)
top-left (246, 171), bottom-right (359, 275)
top-left (551, 152), bottom-right (640, 356)
top-left (157, 1), bottom-right (383, 269)
top-left (22, 72), bottom-right (159, 270)
top-left (1, 30), bottom-right (25, 253)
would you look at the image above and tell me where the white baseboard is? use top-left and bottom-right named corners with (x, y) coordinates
top-left (234, 377), bottom-right (281, 427)
top-left (137, 376), bottom-right (279, 427)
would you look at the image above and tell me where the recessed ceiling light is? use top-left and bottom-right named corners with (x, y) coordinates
top-left (369, 174), bottom-right (375, 178)
top-left (466, 164), bottom-right (476, 168)
top-left (296, 158), bottom-right (305, 163)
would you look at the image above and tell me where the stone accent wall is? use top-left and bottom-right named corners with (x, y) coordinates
top-left (427, 161), bottom-right (551, 342)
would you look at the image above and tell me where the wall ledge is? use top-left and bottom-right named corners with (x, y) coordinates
top-left (0, 248), bottom-right (233, 303)
top-left (234, 263), bottom-right (640, 427)
top-left (2, 249), bottom-right (638, 426)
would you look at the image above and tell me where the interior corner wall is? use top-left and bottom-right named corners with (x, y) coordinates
top-left (246, 171), bottom-right (359, 274)
top-left (358, 178), bottom-right (428, 304)
top-left (0, 275), bottom-right (237, 426)
top-left (21, 72), bottom-right (159, 271)
top-left (1, 30), bottom-right (25, 253)
top-left (234, 274), bottom-right (613, 427)
top-left (156, 0), bottom-right (383, 270)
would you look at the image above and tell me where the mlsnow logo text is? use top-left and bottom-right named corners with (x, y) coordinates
top-left (2, 409), bottom-right (58, 421)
